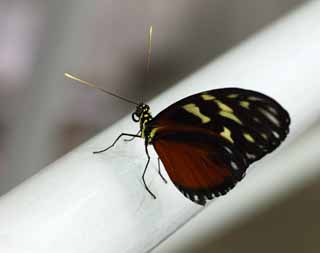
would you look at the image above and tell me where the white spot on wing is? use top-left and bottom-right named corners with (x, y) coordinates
top-left (246, 153), bottom-right (256, 160)
top-left (258, 107), bottom-right (280, 127)
top-left (224, 146), bottom-right (233, 154)
top-left (248, 96), bottom-right (264, 101)
top-left (230, 161), bottom-right (238, 170)
top-left (268, 106), bottom-right (278, 115)
top-left (272, 131), bottom-right (280, 139)
top-left (253, 117), bottom-right (261, 123)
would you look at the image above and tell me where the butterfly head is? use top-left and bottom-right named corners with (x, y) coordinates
top-left (132, 103), bottom-right (151, 122)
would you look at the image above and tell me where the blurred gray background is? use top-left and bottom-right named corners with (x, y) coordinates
top-left (0, 0), bottom-right (307, 195)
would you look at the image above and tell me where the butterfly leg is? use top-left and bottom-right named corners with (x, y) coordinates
top-left (93, 133), bottom-right (141, 154)
top-left (157, 157), bottom-right (167, 184)
top-left (124, 130), bottom-right (141, 142)
top-left (142, 144), bottom-right (156, 199)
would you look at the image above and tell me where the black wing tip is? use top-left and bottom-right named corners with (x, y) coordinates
top-left (175, 177), bottom-right (242, 206)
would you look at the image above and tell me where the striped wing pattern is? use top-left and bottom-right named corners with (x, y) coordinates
top-left (149, 88), bottom-right (290, 205)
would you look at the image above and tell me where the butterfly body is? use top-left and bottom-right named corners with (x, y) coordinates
top-left (128, 87), bottom-right (290, 205)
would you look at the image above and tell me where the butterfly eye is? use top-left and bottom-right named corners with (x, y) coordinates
top-left (132, 112), bottom-right (140, 122)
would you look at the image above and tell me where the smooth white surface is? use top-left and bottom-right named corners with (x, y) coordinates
top-left (0, 1), bottom-right (320, 252)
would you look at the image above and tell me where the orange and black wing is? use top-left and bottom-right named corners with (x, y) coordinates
top-left (149, 88), bottom-right (290, 205)
top-left (153, 131), bottom-right (247, 205)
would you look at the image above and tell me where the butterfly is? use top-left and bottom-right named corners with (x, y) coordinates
top-left (93, 87), bottom-right (290, 205)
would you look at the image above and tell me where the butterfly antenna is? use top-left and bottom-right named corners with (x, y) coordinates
top-left (147, 25), bottom-right (153, 74)
top-left (64, 72), bottom-right (139, 106)
top-left (141, 25), bottom-right (153, 103)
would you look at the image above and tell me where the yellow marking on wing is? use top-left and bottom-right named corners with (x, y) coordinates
top-left (149, 127), bottom-right (158, 140)
top-left (261, 133), bottom-right (268, 140)
top-left (182, 103), bottom-right (211, 124)
top-left (201, 94), bottom-right (216, 101)
top-left (240, 101), bottom-right (250, 109)
top-left (243, 133), bottom-right (255, 143)
top-left (220, 127), bottom-right (234, 143)
top-left (214, 99), bottom-right (233, 112)
top-left (203, 98), bottom-right (243, 124)
top-left (219, 111), bottom-right (242, 124)
top-left (248, 96), bottom-right (263, 101)
top-left (227, 94), bottom-right (239, 98)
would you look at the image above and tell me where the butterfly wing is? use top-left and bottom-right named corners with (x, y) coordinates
top-left (150, 88), bottom-right (290, 164)
top-left (149, 88), bottom-right (290, 204)
top-left (153, 130), bottom-right (247, 205)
